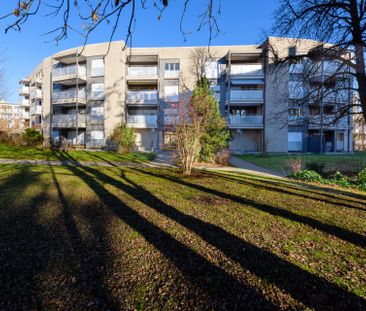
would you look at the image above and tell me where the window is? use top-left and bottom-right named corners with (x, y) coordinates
top-left (164, 85), bottom-right (179, 102)
top-left (91, 130), bottom-right (104, 140)
top-left (91, 83), bottom-right (104, 100)
top-left (204, 61), bottom-right (219, 79)
top-left (91, 107), bottom-right (104, 122)
top-left (164, 63), bottom-right (180, 79)
top-left (288, 46), bottom-right (297, 57)
top-left (91, 59), bottom-right (104, 77)
top-left (288, 132), bottom-right (302, 152)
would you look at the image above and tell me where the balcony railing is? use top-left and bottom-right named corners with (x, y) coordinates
top-left (52, 65), bottom-right (87, 79)
top-left (230, 90), bottom-right (264, 101)
top-left (126, 90), bottom-right (158, 103)
top-left (127, 66), bottom-right (158, 77)
top-left (31, 89), bottom-right (42, 98)
top-left (19, 86), bottom-right (30, 95)
top-left (289, 63), bottom-right (304, 74)
top-left (309, 115), bottom-right (349, 127)
top-left (52, 89), bottom-right (86, 103)
top-left (230, 64), bottom-right (263, 76)
top-left (127, 115), bottom-right (158, 127)
top-left (52, 113), bottom-right (86, 128)
top-left (164, 71), bottom-right (180, 79)
top-left (21, 112), bottom-right (30, 119)
top-left (228, 115), bottom-right (264, 127)
top-left (30, 105), bottom-right (42, 115)
top-left (21, 98), bottom-right (30, 106)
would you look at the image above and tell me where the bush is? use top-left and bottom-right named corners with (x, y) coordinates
top-left (215, 148), bottom-right (231, 166)
top-left (22, 128), bottom-right (43, 146)
top-left (292, 170), bottom-right (323, 182)
top-left (284, 156), bottom-right (302, 175)
top-left (324, 159), bottom-right (365, 177)
top-left (357, 168), bottom-right (366, 184)
top-left (105, 124), bottom-right (135, 154)
top-left (328, 171), bottom-right (351, 188)
top-left (305, 161), bottom-right (326, 175)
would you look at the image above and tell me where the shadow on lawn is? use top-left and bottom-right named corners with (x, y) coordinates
top-left (0, 166), bottom-right (49, 310)
top-left (204, 171), bottom-right (366, 212)
top-left (54, 152), bottom-right (277, 309)
top-left (58, 152), bottom-right (366, 310)
top-left (134, 168), bottom-right (366, 249)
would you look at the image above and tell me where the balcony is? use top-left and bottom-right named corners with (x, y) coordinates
top-left (30, 105), bottom-right (42, 115)
top-left (228, 115), bottom-right (264, 128)
top-left (21, 111), bottom-right (30, 119)
top-left (230, 64), bottom-right (264, 78)
top-left (52, 65), bottom-right (87, 84)
top-left (21, 98), bottom-right (30, 107)
top-left (52, 113), bottom-right (87, 128)
top-left (164, 70), bottom-right (180, 79)
top-left (31, 89), bottom-right (42, 99)
top-left (305, 61), bottom-right (340, 82)
top-left (127, 115), bottom-right (158, 128)
top-left (52, 88), bottom-right (86, 105)
top-left (308, 115), bottom-right (349, 129)
top-left (126, 90), bottom-right (158, 104)
top-left (19, 85), bottom-right (30, 96)
top-left (126, 66), bottom-right (158, 82)
top-left (229, 90), bottom-right (264, 103)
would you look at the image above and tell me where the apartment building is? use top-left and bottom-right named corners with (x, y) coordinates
top-left (0, 100), bottom-right (27, 131)
top-left (18, 37), bottom-right (353, 153)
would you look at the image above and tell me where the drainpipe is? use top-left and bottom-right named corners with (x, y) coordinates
top-left (75, 51), bottom-right (79, 148)
top-left (320, 61), bottom-right (325, 153)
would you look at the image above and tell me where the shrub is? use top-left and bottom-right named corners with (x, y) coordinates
top-left (22, 128), bottom-right (43, 146)
top-left (292, 170), bottom-right (323, 182)
top-left (105, 124), bottom-right (135, 154)
top-left (305, 161), bottom-right (326, 175)
top-left (284, 156), bottom-right (302, 175)
top-left (215, 148), bottom-right (231, 166)
top-left (328, 171), bottom-right (351, 188)
top-left (357, 168), bottom-right (366, 184)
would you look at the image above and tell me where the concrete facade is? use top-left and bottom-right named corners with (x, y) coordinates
top-left (18, 37), bottom-right (354, 153)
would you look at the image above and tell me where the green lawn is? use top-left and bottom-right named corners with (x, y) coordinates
top-left (237, 153), bottom-right (366, 174)
top-left (0, 163), bottom-right (365, 309)
top-left (0, 143), bottom-right (155, 163)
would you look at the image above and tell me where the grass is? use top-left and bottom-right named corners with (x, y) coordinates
top-left (0, 161), bottom-right (365, 310)
top-left (237, 153), bottom-right (366, 174)
top-left (0, 143), bottom-right (155, 163)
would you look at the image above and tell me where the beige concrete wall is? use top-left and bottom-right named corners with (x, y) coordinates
top-left (133, 129), bottom-right (158, 152)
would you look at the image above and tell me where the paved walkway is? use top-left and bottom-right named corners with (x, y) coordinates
top-left (0, 154), bottom-right (283, 179)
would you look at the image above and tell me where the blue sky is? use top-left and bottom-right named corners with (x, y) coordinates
top-left (0, 1), bottom-right (279, 103)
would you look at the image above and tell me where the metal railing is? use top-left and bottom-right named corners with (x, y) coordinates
top-left (230, 90), bottom-right (263, 101)
top-left (52, 65), bottom-right (87, 78)
top-left (127, 115), bottom-right (158, 125)
top-left (30, 105), bottom-right (42, 115)
top-left (52, 88), bottom-right (86, 102)
top-left (127, 66), bottom-right (158, 76)
top-left (230, 64), bottom-right (263, 76)
top-left (31, 89), bottom-right (42, 98)
top-left (228, 115), bottom-right (263, 126)
top-left (52, 113), bottom-right (86, 127)
top-left (127, 90), bottom-right (158, 103)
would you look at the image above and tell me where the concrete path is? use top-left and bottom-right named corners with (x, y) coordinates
top-left (226, 156), bottom-right (285, 178)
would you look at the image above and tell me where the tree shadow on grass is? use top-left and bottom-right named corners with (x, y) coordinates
top-left (55, 153), bottom-right (278, 310)
top-left (48, 164), bottom-right (122, 310)
top-left (0, 166), bottom-right (49, 310)
top-left (134, 168), bottom-right (366, 249)
top-left (203, 171), bottom-right (366, 212)
top-left (59, 153), bottom-right (366, 310)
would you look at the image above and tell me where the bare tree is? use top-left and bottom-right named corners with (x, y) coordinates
top-left (272, 0), bottom-right (366, 122)
top-left (0, 1), bottom-right (222, 51)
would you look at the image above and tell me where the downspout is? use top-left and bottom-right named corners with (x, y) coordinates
top-left (75, 51), bottom-right (79, 148)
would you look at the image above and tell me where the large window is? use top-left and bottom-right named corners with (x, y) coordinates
top-left (91, 59), bottom-right (104, 77)
top-left (164, 85), bottom-right (179, 102)
top-left (288, 132), bottom-right (303, 152)
top-left (91, 107), bottom-right (104, 122)
top-left (90, 83), bottom-right (104, 100)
